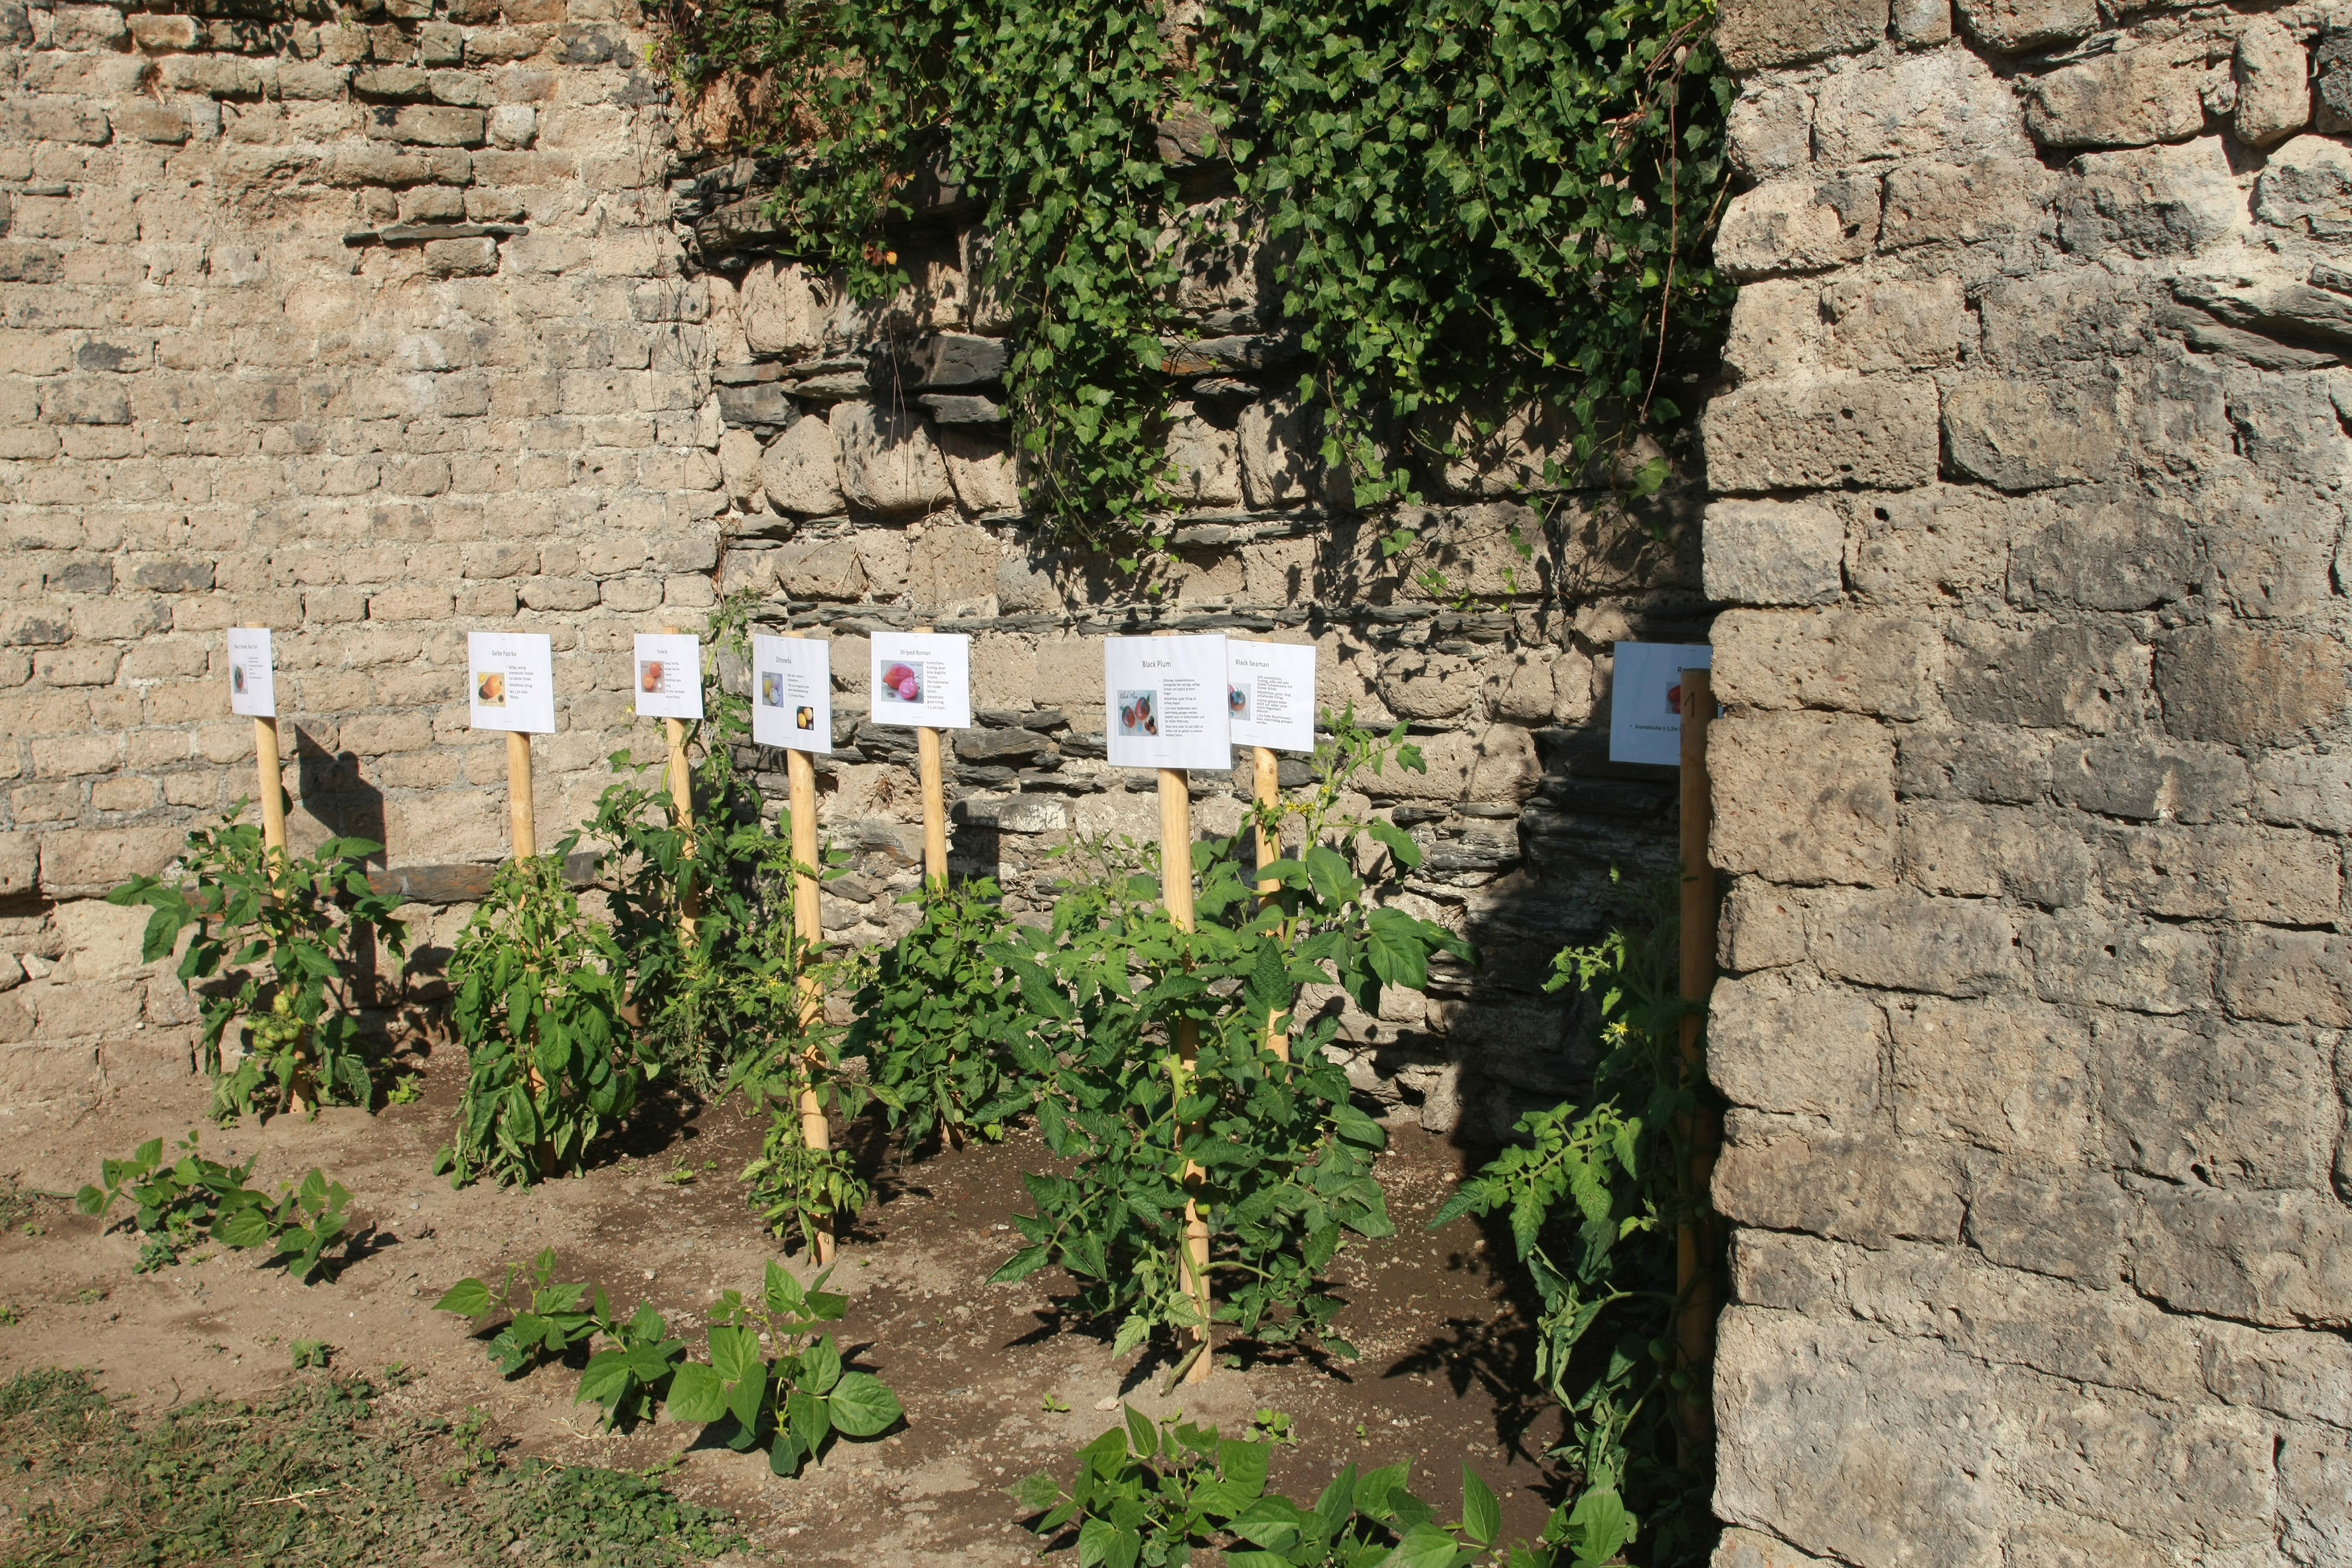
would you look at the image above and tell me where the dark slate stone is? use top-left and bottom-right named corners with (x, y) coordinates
top-left (713, 361), bottom-right (781, 385)
top-left (955, 727), bottom-right (1054, 763)
top-left (908, 331), bottom-right (1010, 388)
top-left (717, 383), bottom-right (795, 428)
top-left (919, 392), bottom-right (1008, 424)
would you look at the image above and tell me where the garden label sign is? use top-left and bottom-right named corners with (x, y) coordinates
top-left (1226, 639), bottom-right (1316, 754)
top-left (225, 627), bottom-right (276, 719)
top-left (1608, 642), bottom-right (1711, 766)
top-left (751, 633), bottom-right (831, 753)
top-left (868, 631), bottom-right (973, 732)
top-left (632, 631), bottom-right (704, 722)
top-left (467, 633), bottom-right (557, 736)
top-left (1104, 634), bottom-right (1232, 771)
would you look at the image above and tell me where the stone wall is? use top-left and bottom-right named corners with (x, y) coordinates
top-left (1701, 0), bottom-right (2352, 1560)
top-left (0, 0), bottom-right (1701, 1133)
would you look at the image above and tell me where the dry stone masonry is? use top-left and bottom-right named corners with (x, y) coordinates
top-left (1703, 0), bottom-right (2352, 1560)
top-left (0, 1), bottom-right (1701, 1144)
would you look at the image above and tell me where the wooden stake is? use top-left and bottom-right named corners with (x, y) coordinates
top-left (254, 717), bottom-right (289, 868)
top-left (1158, 757), bottom-right (1213, 1383)
top-left (506, 730), bottom-right (536, 859)
top-left (784, 630), bottom-right (835, 1265)
top-left (1674, 666), bottom-right (1720, 1466)
top-left (662, 627), bottom-right (698, 944)
top-left (1252, 744), bottom-right (1289, 1065)
top-left (911, 626), bottom-right (949, 888)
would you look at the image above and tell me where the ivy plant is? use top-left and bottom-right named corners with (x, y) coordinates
top-left (107, 805), bottom-right (407, 1123)
top-left (990, 711), bottom-right (1470, 1377)
top-left (1432, 878), bottom-right (1712, 1565)
top-left (651, 0), bottom-right (1731, 558)
top-left (436, 848), bottom-right (641, 1189)
top-left (842, 875), bottom-right (1040, 1155)
top-left (76, 1133), bottom-right (354, 1283)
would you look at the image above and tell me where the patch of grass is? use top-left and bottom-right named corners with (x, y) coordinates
top-left (0, 1366), bottom-right (743, 1568)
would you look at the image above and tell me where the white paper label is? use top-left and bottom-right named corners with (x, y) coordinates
top-left (226, 627), bottom-right (276, 718)
top-left (1104, 634), bottom-right (1232, 771)
top-left (869, 631), bottom-right (973, 730)
top-left (633, 633), bottom-right (704, 721)
top-left (1226, 639), bottom-right (1316, 753)
top-left (1607, 641), bottom-right (1712, 765)
top-left (751, 633), bottom-right (832, 754)
top-left (468, 631), bottom-right (557, 735)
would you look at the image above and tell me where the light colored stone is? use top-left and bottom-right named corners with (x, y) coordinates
top-left (831, 402), bottom-right (951, 516)
top-left (1377, 651), bottom-right (1477, 720)
top-left (740, 260), bottom-right (824, 359)
top-left (1715, 177), bottom-right (1881, 279)
top-left (937, 429), bottom-right (1022, 515)
top-left (2252, 134), bottom-right (2352, 234)
top-left (1942, 376), bottom-right (2121, 491)
top-left (758, 416), bottom-right (844, 517)
top-left (1711, 710), bottom-right (1898, 886)
top-left (1955, 0), bottom-right (2093, 54)
top-left (1811, 47), bottom-right (2029, 166)
top-left (1713, 607), bottom-right (1943, 721)
top-left (1880, 159), bottom-right (2053, 248)
top-left (2234, 19), bottom-right (2310, 148)
top-left (1715, 0), bottom-right (1889, 72)
top-left (1702, 376), bottom-right (1940, 493)
top-left (1163, 403), bottom-right (1243, 505)
top-left (1237, 394), bottom-right (1316, 508)
top-left (716, 427), bottom-right (764, 508)
top-left (1705, 499), bottom-right (1843, 606)
top-left (2025, 44), bottom-right (2207, 150)
top-left (1709, 971), bottom-right (1886, 1122)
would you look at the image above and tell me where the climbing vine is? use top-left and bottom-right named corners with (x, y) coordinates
top-left (653, 0), bottom-right (1730, 556)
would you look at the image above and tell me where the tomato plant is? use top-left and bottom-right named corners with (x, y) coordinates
top-left (108, 805), bottom-right (406, 1122)
top-left (436, 850), bottom-right (641, 1188)
top-left (990, 711), bottom-right (1470, 1377)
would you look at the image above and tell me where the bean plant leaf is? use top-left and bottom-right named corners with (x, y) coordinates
top-left (825, 1371), bottom-right (902, 1437)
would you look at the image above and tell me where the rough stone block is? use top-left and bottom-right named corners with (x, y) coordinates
top-left (424, 236), bottom-right (500, 277)
top-left (1898, 726), bottom-right (2051, 805)
top-left (1164, 404), bottom-right (1243, 505)
top-left (1821, 276), bottom-right (1970, 372)
top-left (2007, 488), bottom-right (2197, 611)
top-left (2252, 751), bottom-right (2352, 833)
top-left (2218, 929), bottom-right (2352, 1026)
top-left (1702, 376), bottom-right (1939, 493)
top-left (1715, 1117), bottom-right (1964, 1247)
top-left (1807, 887), bottom-right (2020, 997)
top-left (2103, 822), bottom-right (2341, 926)
top-left (2095, 1013), bottom-right (2335, 1190)
top-left (1703, 499), bottom-right (1842, 606)
top-left (773, 538), bottom-right (868, 601)
top-left (2025, 46), bottom-right (2207, 151)
top-left (1965, 1156), bottom-right (2129, 1281)
top-left (757, 415), bottom-right (845, 516)
top-left (1708, 971), bottom-right (1885, 1121)
top-left (2253, 135), bottom-right (2352, 235)
top-left (2056, 139), bottom-right (2246, 259)
top-left (2156, 626), bottom-right (2350, 747)
top-left (2234, 19), bottom-right (2310, 148)
top-left (1944, 620), bottom-right (2143, 734)
top-left (1941, 376), bottom-right (2120, 491)
top-left (369, 104), bottom-right (487, 147)
top-left (1901, 801), bottom-right (2093, 907)
top-left (1713, 177), bottom-right (1881, 279)
top-left (2050, 735), bottom-right (2248, 823)
top-left (1714, 0), bottom-right (1888, 72)
top-left (2130, 1184), bottom-right (2352, 1330)
top-left (1727, 81), bottom-right (1815, 180)
top-left (938, 428), bottom-right (1022, 514)
top-left (1889, 996), bottom-right (2090, 1156)
top-left (1844, 485), bottom-right (2013, 610)
top-left (1811, 46), bottom-right (2028, 166)
top-left (1881, 158), bottom-right (2053, 248)
top-left (38, 824), bottom-right (183, 897)
top-left (739, 260), bottom-right (824, 358)
top-left (832, 403), bottom-right (953, 515)
top-left (1712, 608), bottom-right (1942, 721)
top-left (2021, 911), bottom-right (2213, 1015)
top-left (1237, 394), bottom-right (1316, 509)
top-left (1956, 0), bottom-right (2093, 54)
top-left (1711, 710), bottom-right (1897, 886)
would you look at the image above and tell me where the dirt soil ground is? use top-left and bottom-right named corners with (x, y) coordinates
top-left (0, 1065), bottom-right (1565, 1566)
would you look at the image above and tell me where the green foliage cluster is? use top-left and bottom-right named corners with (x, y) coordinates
top-left (1434, 881), bottom-right (1715, 1563)
top-left (435, 1256), bottom-right (902, 1478)
top-left (985, 715), bottom-right (1468, 1373)
top-left (0, 1366), bottom-right (741, 1568)
top-left (1013, 1407), bottom-right (1626, 1567)
top-left (843, 874), bottom-right (1037, 1153)
top-left (652, 0), bottom-right (1729, 554)
top-left (74, 1132), bottom-right (353, 1283)
top-left (438, 852), bottom-right (643, 1189)
top-left (109, 813), bottom-right (407, 1122)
